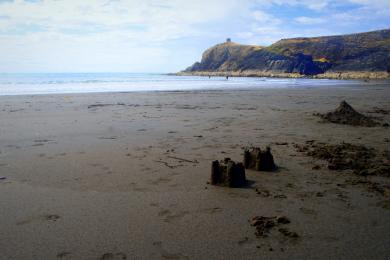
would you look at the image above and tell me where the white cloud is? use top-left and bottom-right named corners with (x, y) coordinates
top-left (348, 0), bottom-right (390, 9)
top-left (0, 0), bottom-right (248, 42)
top-left (295, 16), bottom-right (326, 24)
top-left (305, 1), bottom-right (328, 11)
top-left (255, 0), bottom-right (330, 11)
top-left (247, 9), bottom-right (283, 44)
top-left (253, 10), bottom-right (280, 24)
top-left (0, 0), bottom-right (249, 72)
top-left (239, 0), bottom-right (390, 45)
top-left (256, 0), bottom-right (389, 11)
top-left (235, 31), bottom-right (254, 39)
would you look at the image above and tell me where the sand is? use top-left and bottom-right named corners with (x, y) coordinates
top-left (0, 83), bottom-right (389, 259)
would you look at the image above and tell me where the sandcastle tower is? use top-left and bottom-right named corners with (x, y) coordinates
top-left (244, 146), bottom-right (276, 171)
top-left (211, 158), bottom-right (246, 187)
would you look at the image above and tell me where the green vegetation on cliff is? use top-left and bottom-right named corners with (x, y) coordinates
top-left (183, 29), bottom-right (390, 76)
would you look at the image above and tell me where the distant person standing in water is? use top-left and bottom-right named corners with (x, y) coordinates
top-left (226, 76), bottom-right (229, 80)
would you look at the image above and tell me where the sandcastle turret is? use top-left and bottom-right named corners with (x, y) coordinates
top-left (211, 158), bottom-right (246, 187)
top-left (244, 146), bottom-right (276, 171)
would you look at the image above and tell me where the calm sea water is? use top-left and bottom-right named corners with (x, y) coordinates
top-left (0, 73), bottom-right (363, 96)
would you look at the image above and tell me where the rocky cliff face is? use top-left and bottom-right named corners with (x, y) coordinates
top-left (184, 29), bottom-right (390, 75)
top-left (189, 42), bottom-right (263, 71)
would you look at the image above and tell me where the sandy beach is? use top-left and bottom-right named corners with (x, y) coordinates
top-left (0, 83), bottom-right (389, 259)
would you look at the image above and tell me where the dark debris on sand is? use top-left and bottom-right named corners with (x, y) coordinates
top-left (314, 100), bottom-right (380, 127)
top-left (346, 179), bottom-right (390, 198)
top-left (367, 107), bottom-right (390, 115)
top-left (251, 216), bottom-right (298, 239)
top-left (87, 103), bottom-right (126, 109)
top-left (295, 140), bottom-right (390, 177)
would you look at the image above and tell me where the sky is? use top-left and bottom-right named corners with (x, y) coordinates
top-left (0, 0), bottom-right (389, 73)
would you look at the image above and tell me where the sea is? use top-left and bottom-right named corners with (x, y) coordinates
top-left (0, 73), bottom-right (365, 96)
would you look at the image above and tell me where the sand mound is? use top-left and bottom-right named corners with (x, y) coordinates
top-left (316, 100), bottom-right (378, 127)
top-left (295, 140), bottom-right (390, 177)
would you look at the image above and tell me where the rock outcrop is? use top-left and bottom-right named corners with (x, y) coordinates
top-left (182, 29), bottom-right (390, 77)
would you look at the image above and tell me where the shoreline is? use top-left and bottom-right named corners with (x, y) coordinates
top-left (175, 70), bottom-right (390, 80)
top-left (0, 83), bottom-right (377, 97)
top-left (0, 76), bottom-right (377, 97)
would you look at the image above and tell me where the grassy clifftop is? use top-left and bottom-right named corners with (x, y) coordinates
top-left (183, 29), bottom-right (390, 77)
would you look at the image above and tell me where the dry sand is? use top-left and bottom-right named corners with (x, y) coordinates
top-left (0, 83), bottom-right (389, 259)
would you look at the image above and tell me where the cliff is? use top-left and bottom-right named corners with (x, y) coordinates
top-left (182, 29), bottom-right (390, 78)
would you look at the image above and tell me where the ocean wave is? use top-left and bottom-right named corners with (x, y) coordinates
top-left (0, 73), bottom-right (363, 96)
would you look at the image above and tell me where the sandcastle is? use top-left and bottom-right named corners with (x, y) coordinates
top-left (210, 147), bottom-right (276, 187)
top-left (244, 146), bottom-right (276, 171)
top-left (211, 158), bottom-right (246, 187)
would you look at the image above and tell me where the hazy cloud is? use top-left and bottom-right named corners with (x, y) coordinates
top-left (295, 16), bottom-right (326, 24)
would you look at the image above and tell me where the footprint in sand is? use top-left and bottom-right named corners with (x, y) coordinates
top-left (162, 252), bottom-right (189, 260)
top-left (376, 200), bottom-right (390, 209)
top-left (34, 139), bottom-right (54, 143)
top-left (228, 192), bottom-right (250, 199)
top-left (140, 166), bottom-right (152, 172)
top-left (150, 202), bottom-right (159, 207)
top-left (199, 207), bottom-right (222, 214)
top-left (158, 209), bottom-right (171, 216)
top-left (152, 241), bottom-right (189, 260)
top-left (89, 163), bottom-right (112, 174)
top-left (158, 209), bottom-right (189, 223)
top-left (133, 187), bottom-right (150, 192)
top-left (299, 207), bottom-right (317, 215)
top-left (45, 214), bottom-right (60, 221)
top-left (32, 140), bottom-right (57, 147)
top-left (99, 252), bottom-right (127, 260)
top-left (238, 237), bottom-right (251, 246)
top-left (149, 177), bottom-right (172, 185)
top-left (99, 136), bottom-right (117, 140)
top-left (165, 211), bottom-right (189, 223)
top-left (57, 252), bottom-right (73, 260)
top-left (17, 214), bottom-right (60, 225)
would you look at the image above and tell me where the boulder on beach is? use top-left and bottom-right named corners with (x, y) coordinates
top-left (317, 100), bottom-right (378, 127)
top-left (244, 146), bottom-right (276, 171)
top-left (211, 158), bottom-right (246, 187)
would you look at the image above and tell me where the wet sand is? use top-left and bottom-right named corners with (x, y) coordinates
top-left (0, 83), bottom-right (389, 259)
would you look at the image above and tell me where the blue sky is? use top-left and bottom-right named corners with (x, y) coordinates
top-left (0, 0), bottom-right (389, 73)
